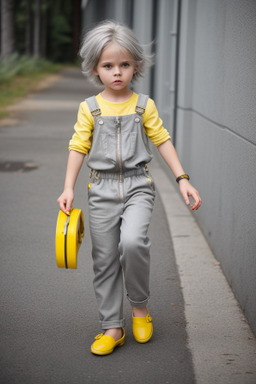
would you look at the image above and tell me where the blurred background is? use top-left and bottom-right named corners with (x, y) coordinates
top-left (0, 0), bottom-right (81, 62)
top-left (1, 0), bottom-right (256, 336)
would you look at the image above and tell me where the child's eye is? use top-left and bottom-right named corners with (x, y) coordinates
top-left (122, 62), bottom-right (130, 67)
top-left (104, 64), bottom-right (112, 69)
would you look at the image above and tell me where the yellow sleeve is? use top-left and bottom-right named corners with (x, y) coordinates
top-left (143, 98), bottom-right (171, 146)
top-left (69, 101), bottom-right (94, 155)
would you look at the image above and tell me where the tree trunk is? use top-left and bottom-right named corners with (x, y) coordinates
top-left (72, 0), bottom-right (81, 61)
top-left (0, 0), bottom-right (15, 60)
top-left (33, 0), bottom-right (40, 57)
top-left (25, 0), bottom-right (32, 56)
top-left (40, 0), bottom-right (48, 58)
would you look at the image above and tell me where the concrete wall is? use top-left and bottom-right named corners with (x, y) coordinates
top-left (130, 0), bottom-right (154, 95)
top-left (81, 0), bottom-right (132, 34)
top-left (80, 0), bottom-right (256, 335)
top-left (153, 0), bottom-right (178, 139)
top-left (175, 0), bottom-right (256, 334)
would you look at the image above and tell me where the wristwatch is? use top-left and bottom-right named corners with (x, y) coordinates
top-left (176, 174), bottom-right (190, 183)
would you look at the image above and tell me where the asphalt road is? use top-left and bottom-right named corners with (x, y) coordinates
top-left (0, 69), bottom-right (195, 384)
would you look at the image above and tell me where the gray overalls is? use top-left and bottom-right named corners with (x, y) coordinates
top-left (86, 94), bottom-right (156, 330)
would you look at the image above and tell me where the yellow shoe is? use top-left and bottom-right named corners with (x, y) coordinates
top-left (133, 313), bottom-right (153, 343)
top-left (91, 328), bottom-right (125, 355)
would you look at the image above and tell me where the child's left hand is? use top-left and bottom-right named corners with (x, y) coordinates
top-left (179, 180), bottom-right (202, 210)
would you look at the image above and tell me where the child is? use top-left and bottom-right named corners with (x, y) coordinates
top-left (57, 20), bottom-right (201, 356)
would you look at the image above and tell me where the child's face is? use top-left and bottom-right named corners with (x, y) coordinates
top-left (93, 43), bottom-right (138, 92)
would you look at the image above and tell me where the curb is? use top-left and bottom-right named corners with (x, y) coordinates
top-left (150, 153), bottom-right (256, 383)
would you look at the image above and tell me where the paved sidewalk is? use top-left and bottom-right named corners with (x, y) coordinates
top-left (150, 154), bottom-right (256, 383)
top-left (0, 68), bottom-right (255, 384)
top-left (0, 69), bottom-right (195, 384)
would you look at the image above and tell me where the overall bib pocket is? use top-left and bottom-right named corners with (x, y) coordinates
top-left (122, 131), bottom-right (137, 161)
top-left (100, 133), bottom-right (116, 162)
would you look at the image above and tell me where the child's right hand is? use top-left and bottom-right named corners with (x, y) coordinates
top-left (57, 187), bottom-right (74, 214)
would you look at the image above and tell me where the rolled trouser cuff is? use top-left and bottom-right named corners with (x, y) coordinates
top-left (127, 295), bottom-right (150, 308)
top-left (101, 319), bottom-right (126, 330)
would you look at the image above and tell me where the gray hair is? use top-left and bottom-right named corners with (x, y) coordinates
top-left (79, 20), bottom-right (153, 86)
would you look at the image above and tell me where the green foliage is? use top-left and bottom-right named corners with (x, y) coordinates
top-left (47, 0), bottom-right (74, 62)
top-left (12, 0), bottom-right (77, 62)
top-left (0, 54), bottom-right (61, 84)
top-left (15, 0), bottom-right (28, 54)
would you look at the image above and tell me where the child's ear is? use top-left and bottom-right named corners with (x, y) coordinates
top-left (134, 67), bottom-right (138, 74)
top-left (93, 67), bottom-right (98, 75)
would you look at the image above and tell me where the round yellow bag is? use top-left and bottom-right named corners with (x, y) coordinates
top-left (55, 208), bottom-right (85, 269)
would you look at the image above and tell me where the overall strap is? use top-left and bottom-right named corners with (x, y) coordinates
top-left (135, 93), bottom-right (149, 115)
top-left (85, 96), bottom-right (101, 117)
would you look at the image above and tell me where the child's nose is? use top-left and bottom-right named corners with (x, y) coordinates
top-left (114, 66), bottom-right (121, 75)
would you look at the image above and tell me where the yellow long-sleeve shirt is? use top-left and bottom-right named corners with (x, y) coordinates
top-left (69, 92), bottom-right (170, 154)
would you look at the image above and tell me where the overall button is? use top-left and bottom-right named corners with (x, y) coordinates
top-left (98, 119), bottom-right (104, 125)
top-left (134, 117), bottom-right (140, 123)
